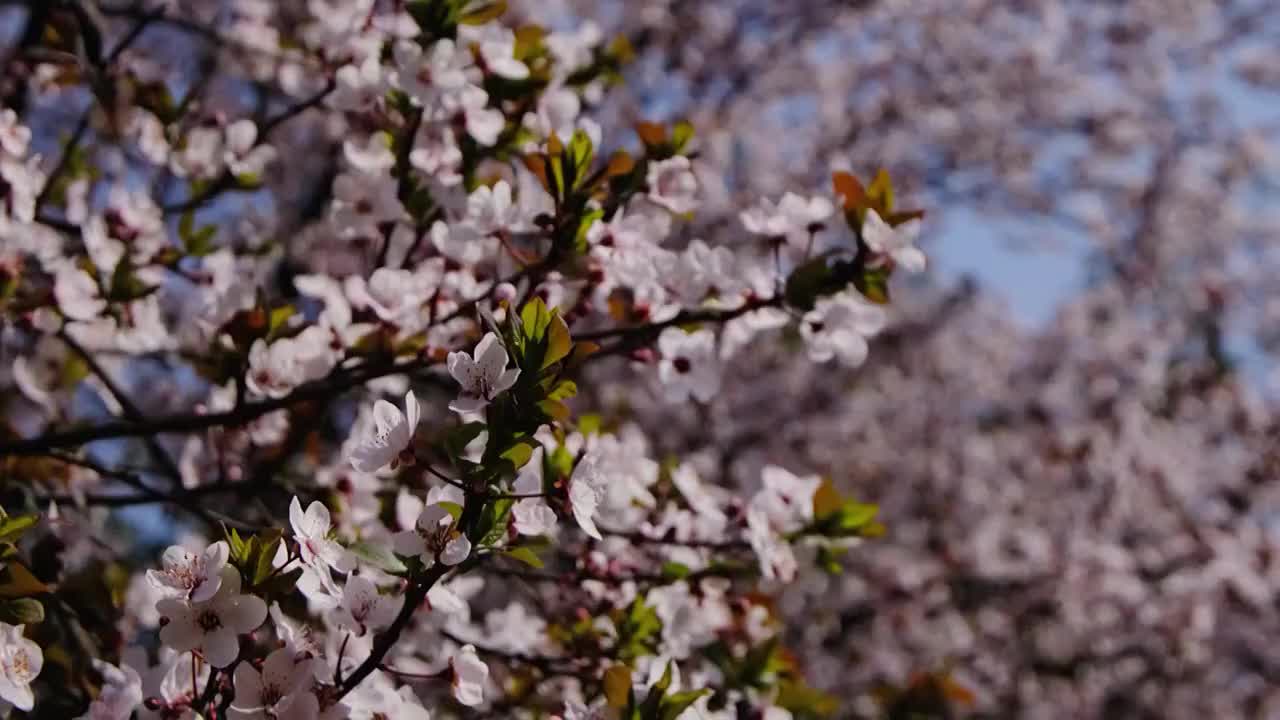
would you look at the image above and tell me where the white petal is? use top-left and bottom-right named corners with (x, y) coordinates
top-left (895, 246), bottom-right (927, 273)
top-left (404, 391), bottom-right (421, 431)
top-left (441, 535), bottom-right (471, 566)
top-left (204, 628), bottom-right (241, 668)
top-left (449, 394), bottom-right (488, 415)
top-left (350, 443), bottom-right (396, 473)
top-left (371, 399), bottom-right (404, 436)
top-left (494, 367), bottom-right (521, 394)
top-left (224, 594), bottom-right (268, 634)
top-left (393, 530), bottom-right (427, 558)
top-left (473, 333), bottom-right (506, 377)
top-left (231, 662), bottom-right (265, 709)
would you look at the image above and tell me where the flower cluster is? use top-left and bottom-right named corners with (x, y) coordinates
top-left (0, 0), bottom-right (930, 717)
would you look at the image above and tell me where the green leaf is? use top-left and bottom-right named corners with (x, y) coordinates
top-left (60, 353), bottom-right (90, 387)
top-left (266, 305), bottom-right (296, 340)
top-left (659, 689), bottom-right (710, 720)
top-left (547, 445), bottom-right (575, 479)
top-left (543, 313), bottom-right (572, 369)
top-left (250, 529), bottom-right (283, 586)
top-left (615, 596), bottom-right (663, 662)
top-left (604, 664), bottom-right (633, 709)
top-left (670, 121), bottom-right (695, 153)
top-left (0, 515), bottom-right (37, 544)
top-left (437, 501), bottom-right (464, 522)
top-left (640, 660), bottom-right (674, 717)
top-left (652, 660), bottom-right (674, 694)
top-left (477, 497), bottom-right (515, 547)
top-left (520, 297), bottom-right (553, 343)
top-left (660, 562), bottom-right (690, 580)
top-left (853, 265), bottom-right (891, 305)
top-left (108, 256), bottom-right (153, 302)
top-left (784, 256), bottom-right (835, 311)
top-left (500, 441), bottom-right (535, 470)
top-left (445, 423), bottom-right (487, 461)
top-left (0, 598), bottom-right (44, 625)
top-left (574, 207), bottom-right (604, 253)
top-left (537, 399), bottom-right (571, 423)
top-left (547, 379), bottom-right (577, 401)
top-left (459, 0), bottom-right (507, 24)
top-left (179, 211), bottom-right (218, 256)
top-left (350, 540), bottom-right (408, 573)
top-left (577, 414), bottom-right (602, 436)
top-left (816, 545), bottom-right (844, 575)
top-left (775, 679), bottom-right (839, 717)
top-left (568, 129), bottom-right (595, 190)
top-left (867, 168), bottom-right (895, 215)
top-left (502, 546), bottom-right (543, 568)
top-left (225, 526), bottom-right (248, 564)
top-left (836, 502), bottom-right (879, 532)
top-left (256, 567), bottom-right (304, 598)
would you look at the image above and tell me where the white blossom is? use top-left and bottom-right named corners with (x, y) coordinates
top-left (229, 647), bottom-right (318, 720)
top-left (511, 447), bottom-right (557, 536)
top-left (393, 503), bottom-right (472, 568)
top-left (862, 209), bottom-right (926, 273)
top-left (333, 575), bottom-right (400, 636)
top-left (289, 497), bottom-right (354, 577)
top-left (645, 156), bottom-right (699, 215)
top-left (740, 192), bottom-right (834, 249)
top-left (157, 567), bottom-right (268, 667)
top-left (450, 645), bottom-right (489, 706)
top-left (0, 623), bottom-right (42, 711)
top-left (76, 659), bottom-right (143, 720)
top-left (799, 290), bottom-right (886, 366)
top-left (146, 541), bottom-right (230, 604)
top-left (350, 391), bottom-right (421, 473)
top-left (447, 333), bottom-right (521, 414)
top-left (656, 328), bottom-right (722, 403)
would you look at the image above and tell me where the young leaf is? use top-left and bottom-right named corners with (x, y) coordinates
top-left (659, 690), bottom-right (710, 720)
top-left (635, 121), bottom-right (666, 147)
top-left (0, 514), bottom-right (37, 544)
top-left (0, 562), bottom-right (48, 597)
top-left (670, 120), bottom-right (695, 152)
top-left (350, 541), bottom-right (409, 573)
top-left (867, 168), bottom-right (895, 215)
top-left (502, 546), bottom-right (543, 568)
top-left (543, 312), bottom-right (572, 369)
top-left (477, 498), bottom-right (515, 547)
top-left (0, 598), bottom-right (44, 625)
top-left (812, 478), bottom-right (842, 519)
top-left (604, 664), bottom-right (633, 709)
top-left (500, 441), bottom-right (535, 470)
top-left (832, 171), bottom-right (866, 211)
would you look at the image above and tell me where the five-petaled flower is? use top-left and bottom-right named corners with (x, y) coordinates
top-left (289, 497), bottom-right (354, 580)
top-left (447, 333), bottom-right (521, 414)
top-left (450, 644), bottom-right (489, 707)
top-left (862, 209), bottom-right (926, 273)
top-left (229, 647), bottom-right (319, 720)
top-left (146, 541), bottom-right (230, 603)
top-left (333, 575), bottom-right (401, 637)
top-left (0, 622), bottom-right (42, 712)
top-left (157, 566), bottom-right (268, 667)
top-left (645, 156), bottom-right (699, 215)
top-left (394, 503), bottom-right (473, 568)
top-left (350, 391), bottom-right (422, 474)
top-left (656, 328), bottom-right (722, 403)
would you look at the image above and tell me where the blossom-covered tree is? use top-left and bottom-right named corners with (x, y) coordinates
top-left (1, 0), bottom-right (1278, 718)
top-left (0, 0), bottom-right (913, 717)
